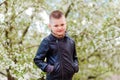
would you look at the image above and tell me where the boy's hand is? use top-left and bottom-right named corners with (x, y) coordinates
top-left (46, 65), bottom-right (54, 73)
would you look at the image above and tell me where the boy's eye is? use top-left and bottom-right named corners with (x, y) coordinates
top-left (61, 24), bottom-right (64, 26)
top-left (54, 25), bottom-right (58, 27)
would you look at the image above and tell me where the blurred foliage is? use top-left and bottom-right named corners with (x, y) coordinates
top-left (0, 0), bottom-right (120, 80)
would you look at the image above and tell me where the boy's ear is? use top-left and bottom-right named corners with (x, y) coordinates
top-left (48, 24), bottom-right (51, 29)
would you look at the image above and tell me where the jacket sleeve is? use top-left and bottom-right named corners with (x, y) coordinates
top-left (34, 38), bottom-right (49, 72)
top-left (73, 42), bottom-right (79, 73)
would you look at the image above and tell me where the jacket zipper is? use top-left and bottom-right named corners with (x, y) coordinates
top-left (56, 39), bottom-right (63, 80)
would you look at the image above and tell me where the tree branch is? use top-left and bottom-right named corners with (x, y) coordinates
top-left (106, 36), bottom-right (120, 42)
top-left (0, 0), bottom-right (6, 6)
top-left (87, 70), bottom-right (109, 80)
top-left (10, 7), bottom-right (28, 24)
top-left (25, 45), bottom-right (39, 49)
top-left (18, 25), bottom-right (30, 44)
top-left (0, 71), bottom-right (7, 77)
top-left (65, 2), bottom-right (74, 18)
top-left (80, 45), bottom-right (101, 62)
top-left (6, 67), bottom-right (15, 80)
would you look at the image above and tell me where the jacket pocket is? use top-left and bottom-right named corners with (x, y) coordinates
top-left (51, 63), bottom-right (60, 74)
top-left (72, 63), bottom-right (79, 73)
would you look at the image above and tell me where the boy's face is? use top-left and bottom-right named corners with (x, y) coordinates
top-left (49, 16), bottom-right (66, 37)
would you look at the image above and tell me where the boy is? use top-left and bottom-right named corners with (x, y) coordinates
top-left (34, 10), bottom-right (79, 80)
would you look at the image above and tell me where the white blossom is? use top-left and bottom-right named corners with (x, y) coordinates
top-left (0, 13), bottom-right (5, 23)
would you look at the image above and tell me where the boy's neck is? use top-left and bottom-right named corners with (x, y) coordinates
top-left (51, 33), bottom-right (65, 39)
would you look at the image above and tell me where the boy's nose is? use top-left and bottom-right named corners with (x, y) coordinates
top-left (58, 26), bottom-right (62, 30)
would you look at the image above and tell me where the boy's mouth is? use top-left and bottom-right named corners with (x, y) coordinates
top-left (57, 30), bottom-right (64, 33)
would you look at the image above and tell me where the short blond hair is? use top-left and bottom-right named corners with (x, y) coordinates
top-left (49, 10), bottom-right (64, 19)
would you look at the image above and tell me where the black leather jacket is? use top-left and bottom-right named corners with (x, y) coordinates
top-left (34, 34), bottom-right (79, 80)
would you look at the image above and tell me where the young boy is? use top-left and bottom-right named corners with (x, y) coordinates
top-left (34, 10), bottom-right (79, 80)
